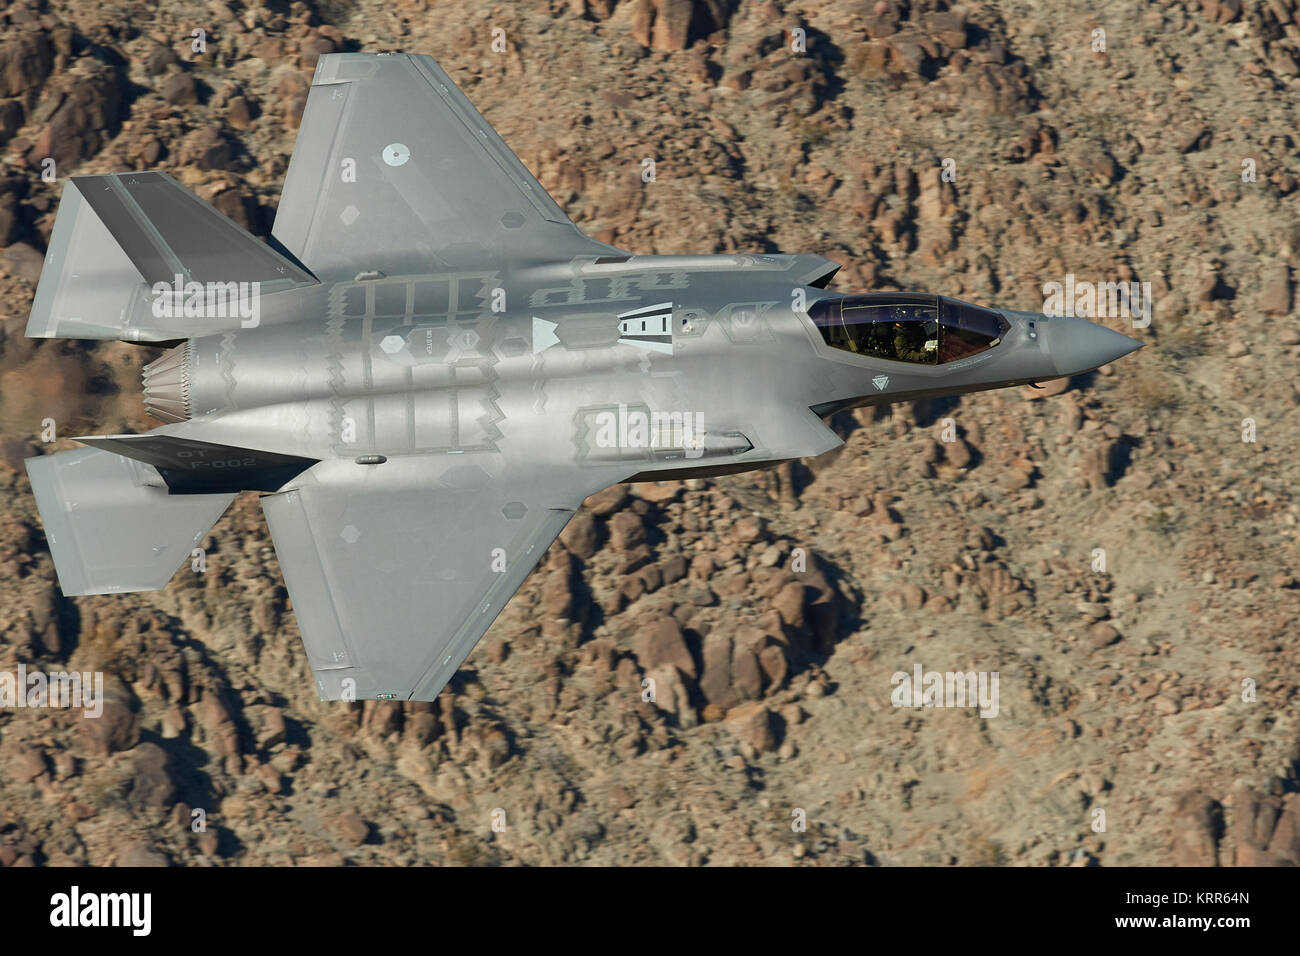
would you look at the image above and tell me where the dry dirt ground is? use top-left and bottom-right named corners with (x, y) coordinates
top-left (0, 0), bottom-right (1297, 866)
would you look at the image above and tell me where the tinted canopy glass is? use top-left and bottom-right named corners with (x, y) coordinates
top-left (809, 293), bottom-right (1007, 364)
top-left (938, 297), bottom-right (1007, 362)
top-left (811, 293), bottom-right (939, 363)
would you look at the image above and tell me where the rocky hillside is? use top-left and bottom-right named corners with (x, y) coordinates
top-left (0, 0), bottom-right (1297, 866)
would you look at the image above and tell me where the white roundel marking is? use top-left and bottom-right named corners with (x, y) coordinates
top-left (383, 143), bottom-right (410, 167)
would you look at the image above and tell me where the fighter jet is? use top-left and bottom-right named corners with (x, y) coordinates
top-left (23, 52), bottom-right (1141, 702)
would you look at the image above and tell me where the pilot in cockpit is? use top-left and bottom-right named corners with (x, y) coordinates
top-left (892, 321), bottom-right (931, 363)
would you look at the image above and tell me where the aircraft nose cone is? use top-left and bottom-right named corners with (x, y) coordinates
top-left (1047, 315), bottom-right (1142, 376)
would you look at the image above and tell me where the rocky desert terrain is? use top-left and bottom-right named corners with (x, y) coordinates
top-left (0, 0), bottom-right (1298, 866)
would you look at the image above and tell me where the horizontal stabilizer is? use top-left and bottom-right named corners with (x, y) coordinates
top-left (27, 171), bottom-right (317, 342)
top-left (75, 434), bottom-right (317, 495)
top-left (26, 448), bottom-right (235, 596)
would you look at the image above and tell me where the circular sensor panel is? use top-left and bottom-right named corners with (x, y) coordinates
top-left (383, 143), bottom-right (411, 167)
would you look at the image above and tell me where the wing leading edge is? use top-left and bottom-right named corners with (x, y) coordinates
top-left (261, 457), bottom-right (593, 701)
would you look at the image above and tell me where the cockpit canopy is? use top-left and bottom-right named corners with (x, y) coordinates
top-left (809, 293), bottom-right (1009, 364)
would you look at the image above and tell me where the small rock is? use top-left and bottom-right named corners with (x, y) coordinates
top-left (559, 510), bottom-right (599, 559)
top-left (116, 842), bottom-right (169, 867)
top-left (161, 72), bottom-right (199, 106)
top-left (335, 813), bottom-right (371, 847)
top-left (725, 701), bottom-right (777, 753)
top-left (636, 618), bottom-right (696, 678)
top-left (0, 243), bottom-right (44, 284)
top-left (1089, 622), bottom-right (1122, 648)
top-left (10, 746), bottom-right (47, 783)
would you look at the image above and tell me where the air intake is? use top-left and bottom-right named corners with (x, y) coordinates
top-left (141, 342), bottom-right (192, 423)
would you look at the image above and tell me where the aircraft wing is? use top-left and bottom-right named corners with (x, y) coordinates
top-left (260, 456), bottom-right (603, 701)
top-left (272, 52), bottom-right (624, 279)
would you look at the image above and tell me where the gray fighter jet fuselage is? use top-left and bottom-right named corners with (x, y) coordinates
top-left (140, 253), bottom-right (1140, 485)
